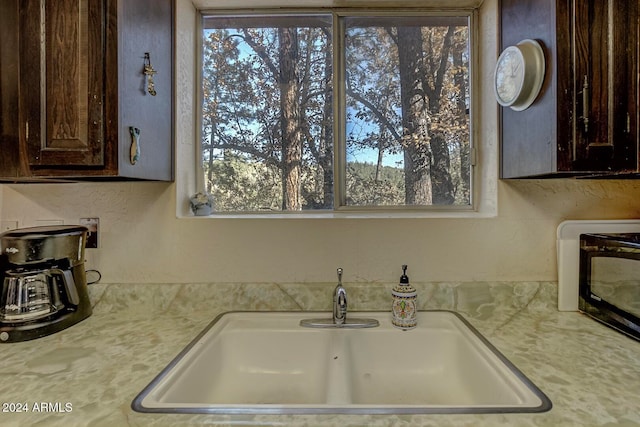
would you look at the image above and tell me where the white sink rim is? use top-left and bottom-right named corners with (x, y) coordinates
top-left (132, 310), bottom-right (552, 415)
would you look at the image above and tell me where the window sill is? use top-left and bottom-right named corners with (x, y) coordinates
top-left (178, 206), bottom-right (495, 219)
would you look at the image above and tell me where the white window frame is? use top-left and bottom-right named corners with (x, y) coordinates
top-left (174, 0), bottom-right (497, 219)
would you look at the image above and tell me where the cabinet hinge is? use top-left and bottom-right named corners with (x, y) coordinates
top-left (470, 147), bottom-right (477, 166)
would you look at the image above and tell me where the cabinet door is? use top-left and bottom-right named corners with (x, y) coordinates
top-left (499, 0), bottom-right (574, 178)
top-left (20, 0), bottom-right (106, 168)
top-left (0, 1), bottom-right (23, 177)
top-left (573, 0), bottom-right (638, 172)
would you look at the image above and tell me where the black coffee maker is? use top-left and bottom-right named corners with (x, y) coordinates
top-left (0, 225), bottom-right (92, 342)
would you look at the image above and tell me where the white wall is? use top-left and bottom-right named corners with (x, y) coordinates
top-left (2, 0), bottom-right (640, 285)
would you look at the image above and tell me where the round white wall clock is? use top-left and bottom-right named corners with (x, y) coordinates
top-left (494, 39), bottom-right (546, 111)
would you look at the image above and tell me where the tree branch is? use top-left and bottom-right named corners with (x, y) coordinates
top-left (210, 141), bottom-right (281, 168)
top-left (430, 26), bottom-right (455, 111)
top-left (346, 77), bottom-right (403, 143)
top-left (226, 31), bottom-right (280, 78)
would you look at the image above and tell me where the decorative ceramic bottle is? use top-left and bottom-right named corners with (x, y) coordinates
top-left (391, 265), bottom-right (417, 330)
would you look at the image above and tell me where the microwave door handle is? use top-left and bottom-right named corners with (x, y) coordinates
top-left (52, 269), bottom-right (80, 306)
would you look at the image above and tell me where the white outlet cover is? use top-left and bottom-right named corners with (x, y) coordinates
top-left (557, 219), bottom-right (640, 311)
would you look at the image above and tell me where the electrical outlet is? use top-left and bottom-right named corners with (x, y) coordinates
top-left (79, 218), bottom-right (99, 249)
top-left (0, 221), bottom-right (19, 232)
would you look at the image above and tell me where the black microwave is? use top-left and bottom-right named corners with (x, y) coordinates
top-left (579, 233), bottom-right (640, 341)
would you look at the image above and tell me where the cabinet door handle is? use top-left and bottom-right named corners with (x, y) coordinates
top-left (580, 75), bottom-right (589, 134)
top-left (627, 112), bottom-right (631, 134)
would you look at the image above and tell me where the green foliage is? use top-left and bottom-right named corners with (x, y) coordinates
top-left (207, 154), bottom-right (282, 211)
top-left (206, 156), bottom-right (404, 209)
top-left (346, 162), bottom-right (405, 206)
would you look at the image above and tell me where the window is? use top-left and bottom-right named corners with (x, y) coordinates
top-left (200, 10), bottom-right (473, 213)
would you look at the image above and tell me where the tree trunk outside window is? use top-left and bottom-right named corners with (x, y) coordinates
top-left (279, 27), bottom-right (302, 210)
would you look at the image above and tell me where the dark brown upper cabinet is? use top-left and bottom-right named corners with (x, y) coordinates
top-left (0, 0), bottom-right (174, 181)
top-left (500, 0), bottom-right (638, 178)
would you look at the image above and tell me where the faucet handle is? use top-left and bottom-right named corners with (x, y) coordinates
top-left (337, 268), bottom-right (343, 284)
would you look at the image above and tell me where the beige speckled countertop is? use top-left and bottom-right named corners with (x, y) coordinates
top-left (0, 281), bottom-right (639, 427)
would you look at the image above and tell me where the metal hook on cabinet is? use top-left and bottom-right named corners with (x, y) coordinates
top-left (143, 52), bottom-right (157, 96)
top-left (129, 127), bottom-right (141, 165)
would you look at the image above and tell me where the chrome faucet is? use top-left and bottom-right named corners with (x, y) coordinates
top-left (299, 267), bottom-right (379, 329)
top-left (333, 268), bottom-right (347, 324)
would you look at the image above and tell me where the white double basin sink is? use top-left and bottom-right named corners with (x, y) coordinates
top-left (132, 311), bottom-right (551, 415)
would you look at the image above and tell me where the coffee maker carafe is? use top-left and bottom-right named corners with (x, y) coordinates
top-left (0, 225), bottom-right (92, 342)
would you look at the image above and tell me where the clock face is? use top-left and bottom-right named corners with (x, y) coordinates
top-left (494, 46), bottom-right (525, 106)
top-left (494, 39), bottom-right (546, 111)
